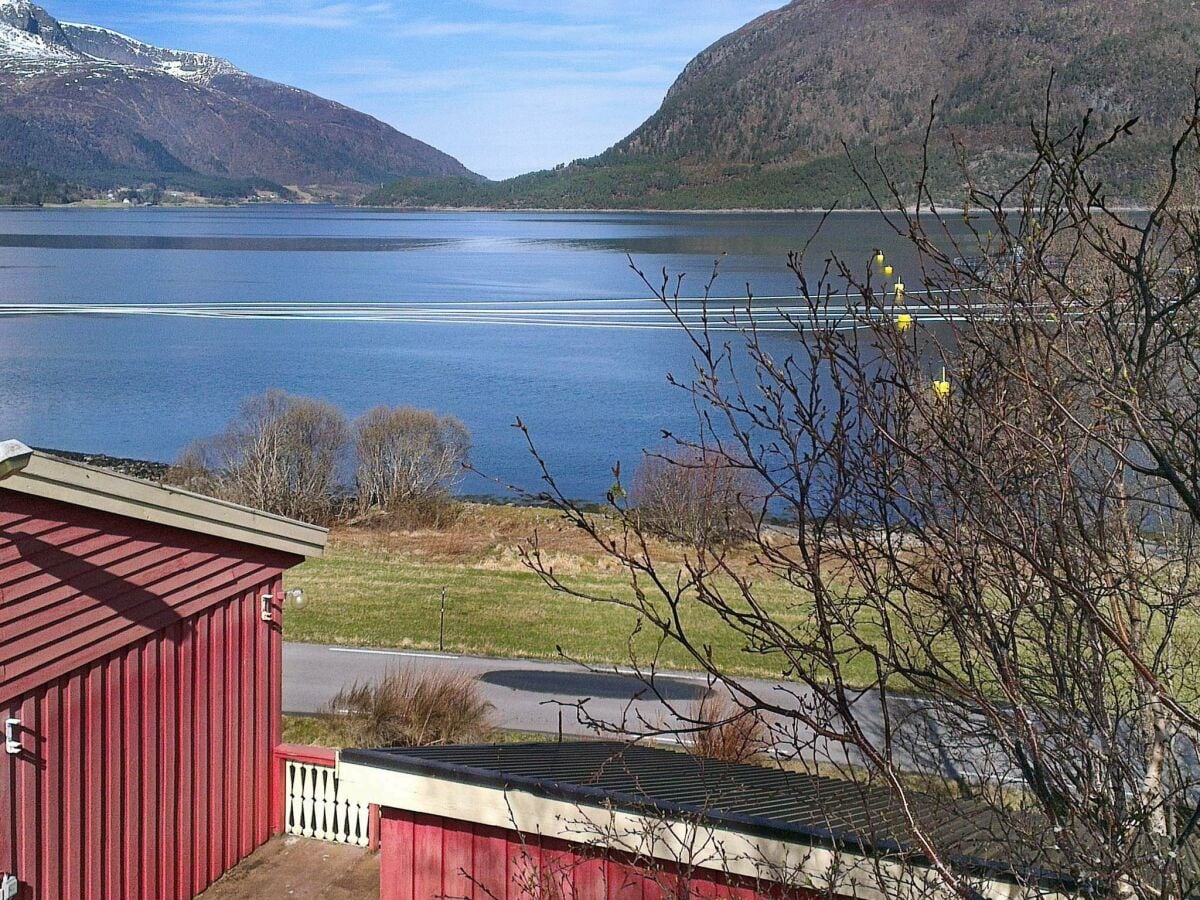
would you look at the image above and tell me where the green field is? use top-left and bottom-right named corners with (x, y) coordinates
top-left (282, 506), bottom-right (837, 681)
top-left (282, 505), bottom-right (1178, 700)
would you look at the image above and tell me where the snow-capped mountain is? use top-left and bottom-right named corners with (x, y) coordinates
top-left (0, 0), bottom-right (74, 68)
top-left (0, 0), bottom-right (479, 196)
top-left (0, 9), bottom-right (240, 84)
top-left (59, 22), bottom-right (243, 84)
top-left (0, 20), bottom-right (71, 65)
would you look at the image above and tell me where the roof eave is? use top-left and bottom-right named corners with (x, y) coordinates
top-left (1, 451), bottom-right (328, 559)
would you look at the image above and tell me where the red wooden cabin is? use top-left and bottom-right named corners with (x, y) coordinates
top-left (0, 444), bottom-right (327, 899)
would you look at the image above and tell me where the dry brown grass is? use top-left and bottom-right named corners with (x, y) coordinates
top-left (687, 693), bottom-right (767, 764)
top-left (324, 667), bottom-right (494, 748)
top-left (329, 502), bottom-right (695, 573)
top-left (336, 504), bottom-right (729, 566)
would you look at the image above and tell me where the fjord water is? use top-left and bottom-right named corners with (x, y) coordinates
top-left (0, 206), bottom-right (970, 499)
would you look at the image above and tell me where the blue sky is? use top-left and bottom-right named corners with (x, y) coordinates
top-left (46, 1), bottom-right (782, 179)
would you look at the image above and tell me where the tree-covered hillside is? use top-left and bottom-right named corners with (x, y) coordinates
top-left (0, 167), bottom-right (87, 205)
top-left (366, 0), bottom-right (1200, 209)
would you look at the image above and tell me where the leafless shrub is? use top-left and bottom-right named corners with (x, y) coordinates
top-left (630, 448), bottom-right (754, 547)
top-left (687, 694), bottom-right (765, 764)
top-left (162, 443), bottom-right (218, 495)
top-left (353, 405), bottom-right (471, 527)
top-left (171, 393), bottom-right (472, 527)
top-left (172, 390), bottom-right (349, 524)
top-left (324, 668), bottom-right (494, 748)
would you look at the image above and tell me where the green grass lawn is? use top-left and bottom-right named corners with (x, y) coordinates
top-left (282, 520), bottom-right (836, 680)
top-left (282, 509), bottom-right (1178, 696)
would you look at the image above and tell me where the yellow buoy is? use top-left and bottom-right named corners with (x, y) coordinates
top-left (933, 367), bottom-right (951, 400)
top-left (875, 252), bottom-right (885, 266)
top-left (884, 265), bottom-right (894, 277)
top-left (896, 313), bottom-right (914, 331)
top-left (894, 281), bottom-right (905, 299)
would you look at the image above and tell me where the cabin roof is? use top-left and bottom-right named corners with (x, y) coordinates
top-left (340, 741), bottom-right (1076, 892)
top-left (1, 447), bottom-right (328, 558)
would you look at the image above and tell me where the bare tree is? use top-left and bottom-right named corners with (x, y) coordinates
top-left (630, 447), bottom-right (755, 548)
top-left (516, 82), bottom-right (1200, 898)
top-left (353, 405), bottom-right (470, 526)
top-left (174, 389), bottom-right (349, 523)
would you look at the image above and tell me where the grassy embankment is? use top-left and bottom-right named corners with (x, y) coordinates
top-left (283, 503), bottom-right (847, 682)
top-left (279, 714), bottom-right (555, 749)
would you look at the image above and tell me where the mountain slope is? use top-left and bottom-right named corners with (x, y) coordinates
top-left (0, 0), bottom-right (479, 199)
top-left (367, 0), bottom-right (1200, 209)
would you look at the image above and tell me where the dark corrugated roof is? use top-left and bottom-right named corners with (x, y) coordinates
top-left (340, 741), bottom-right (1075, 890)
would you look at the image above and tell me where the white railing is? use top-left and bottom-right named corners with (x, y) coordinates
top-left (284, 759), bottom-right (371, 846)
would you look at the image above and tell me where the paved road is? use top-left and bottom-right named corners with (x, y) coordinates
top-left (283, 643), bottom-right (1016, 781)
top-left (284, 643), bottom-right (714, 739)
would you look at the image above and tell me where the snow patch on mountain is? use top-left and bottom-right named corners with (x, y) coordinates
top-left (61, 21), bottom-right (242, 84)
top-left (0, 0), bottom-right (480, 192)
top-left (0, 2), bottom-right (244, 85)
top-left (0, 0), bottom-right (51, 19)
top-left (0, 19), bottom-right (75, 77)
top-left (0, 20), bottom-right (66, 58)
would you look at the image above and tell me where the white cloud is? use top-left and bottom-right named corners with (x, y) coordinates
top-left (391, 2), bottom-right (782, 48)
top-left (465, 0), bottom-right (773, 18)
top-left (138, 1), bottom-right (397, 30)
top-left (327, 58), bottom-right (681, 97)
top-left (392, 19), bottom-right (616, 43)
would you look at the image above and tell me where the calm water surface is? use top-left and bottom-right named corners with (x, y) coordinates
top-left (0, 207), bottom-right (973, 499)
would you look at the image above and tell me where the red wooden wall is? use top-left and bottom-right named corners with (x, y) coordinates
top-left (380, 809), bottom-right (830, 900)
top-left (0, 491), bottom-right (298, 899)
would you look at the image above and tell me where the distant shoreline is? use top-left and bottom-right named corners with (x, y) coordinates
top-left (36, 199), bottom-right (883, 214)
top-left (34, 448), bottom-right (607, 509)
top-left (27, 201), bottom-right (1152, 215)
top-left (358, 205), bottom-right (885, 215)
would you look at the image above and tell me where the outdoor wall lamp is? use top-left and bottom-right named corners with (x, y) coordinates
top-left (0, 441), bottom-right (33, 482)
top-left (261, 589), bottom-right (305, 621)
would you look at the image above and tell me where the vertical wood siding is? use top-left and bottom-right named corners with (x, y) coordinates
top-left (0, 580), bottom-right (283, 899)
top-left (379, 809), bottom-right (832, 900)
top-left (0, 491), bottom-right (297, 899)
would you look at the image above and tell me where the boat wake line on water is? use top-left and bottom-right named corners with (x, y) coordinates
top-left (0, 291), bottom-right (1014, 332)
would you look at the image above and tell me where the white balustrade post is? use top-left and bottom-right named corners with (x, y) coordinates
top-left (286, 762), bottom-right (303, 836)
top-left (301, 764), bottom-right (316, 837)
